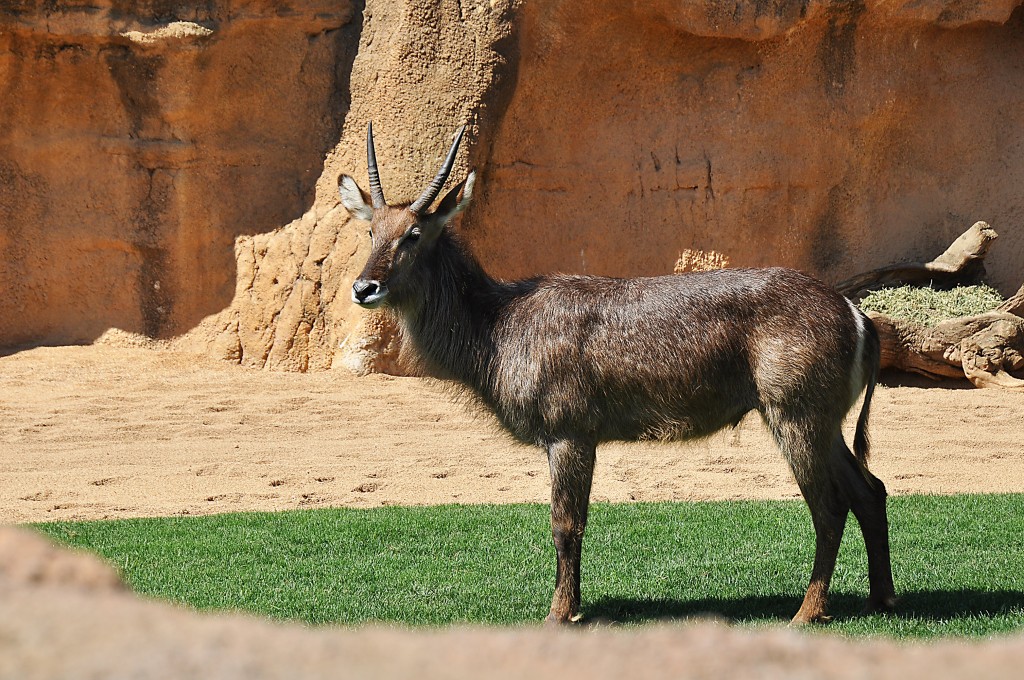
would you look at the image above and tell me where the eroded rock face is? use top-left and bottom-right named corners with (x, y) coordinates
top-left (2, 0), bottom-right (1024, 373)
top-left (469, 0), bottom-right (1024, 288)
top-left (184, 0), bottom-right (520, 372)
top-left (0, 1), bottom-right (357, 347)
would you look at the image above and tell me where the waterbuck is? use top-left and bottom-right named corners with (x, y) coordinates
top-left (338, 124), bottom-right (896, 625)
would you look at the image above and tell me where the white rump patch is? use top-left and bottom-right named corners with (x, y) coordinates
top-left (847, 298), bottom-right (867, 407)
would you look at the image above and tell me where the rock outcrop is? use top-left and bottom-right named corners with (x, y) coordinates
top-left (2, 0), bottom-right (1023, 373)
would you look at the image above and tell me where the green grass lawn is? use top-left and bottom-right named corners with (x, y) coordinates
top-left (33, 494), bottom-right (1024, 639)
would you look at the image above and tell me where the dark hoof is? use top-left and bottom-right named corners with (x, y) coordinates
top-left (790, 612), bottom-right (833, 626)
top-left (545, 612), bottom-right (583, 626)
top-left (863, 595), bottom-right (897, 615)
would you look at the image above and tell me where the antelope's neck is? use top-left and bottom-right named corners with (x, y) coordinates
top-left (398, 233), bottom-right (506, 390)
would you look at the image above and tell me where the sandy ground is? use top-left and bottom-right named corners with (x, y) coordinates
top-left (3, 343), bottom-right (1024, 525)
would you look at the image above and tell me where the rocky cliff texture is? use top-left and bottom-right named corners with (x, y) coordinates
top-left (1, 1), bottom-right (357, 349)
top-left (2, 0), bottom-right (1023, 372)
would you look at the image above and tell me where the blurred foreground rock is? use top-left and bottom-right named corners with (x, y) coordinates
top-left (2, 527), bottom-right (1024, 680)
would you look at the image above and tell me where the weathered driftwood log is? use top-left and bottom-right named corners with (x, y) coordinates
top-left (843, 219), bottom-right (1024, 388)
top-left (837, 221), bottom-right (997, 299)
top-left (997, 282), bottom-right (1024, 317)
top-left (866, 303), bottom-right (1024, 389)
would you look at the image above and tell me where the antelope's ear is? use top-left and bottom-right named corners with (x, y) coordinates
top-left (338, 175), bottom-right (374, 221)
top-left (429, 170), bottom-right (476, 229)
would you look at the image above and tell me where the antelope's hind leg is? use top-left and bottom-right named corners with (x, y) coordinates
top-left (834, 440), bottom-right (897, 614)
top-left (792, 485), bottom-right (850, 625)
top-left (544, 438), bottom-right (596, 624)
top-left (766, 416), bottom-right (850, 625)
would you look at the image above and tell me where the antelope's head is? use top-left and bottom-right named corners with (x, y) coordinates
top-left (338, 123), bottom-right (475, 309)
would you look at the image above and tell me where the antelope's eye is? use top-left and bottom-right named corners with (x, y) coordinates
top-left (404, 227), bottom-right (421, 243)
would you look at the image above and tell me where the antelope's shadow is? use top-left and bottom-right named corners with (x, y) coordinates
top-left (586, 589), bottom-right (1024, 625)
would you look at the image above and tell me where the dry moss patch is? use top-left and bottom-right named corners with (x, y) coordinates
top-left (858, 285), bottom-right (1004, 326)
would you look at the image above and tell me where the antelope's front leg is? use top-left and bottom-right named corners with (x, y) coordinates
top-left (545, 438), bottom-right (596, 624)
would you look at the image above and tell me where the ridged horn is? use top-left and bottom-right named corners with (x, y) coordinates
top-left (367, 122), bottom-right (387, 209)
top-left (409, 125), bottom-right (466, 214)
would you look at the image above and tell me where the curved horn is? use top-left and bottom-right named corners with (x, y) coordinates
top-left (409, 125), bottom-right (466, 214)
top-left (366, 122), bottom-right (387, 209)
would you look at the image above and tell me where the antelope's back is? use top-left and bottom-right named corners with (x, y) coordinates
top-left (491, 267), bottom-right (860, 443)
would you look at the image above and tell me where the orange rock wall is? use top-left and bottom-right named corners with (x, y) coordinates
top-left (2, 0), bottom-right (1023, 372)
top-left (469, 0), bottom-right (1024, 287)
top-left (0, 1), bottom-right (357, 346)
